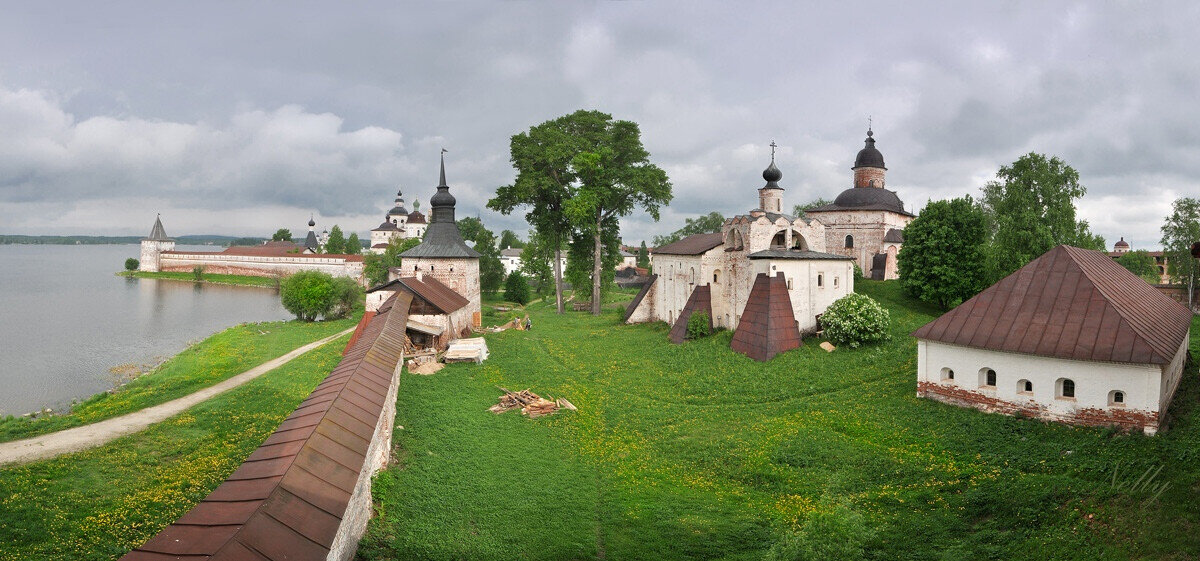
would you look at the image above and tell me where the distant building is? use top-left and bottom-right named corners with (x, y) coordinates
top-left (138, 214), bottom-right (364, 282)
top-left (500, 247), bottom-right (523, 275)
top-left (1107, 237), bottom-right (1170, 284)
top-left (617, 249), bottom-right (637, 270)
top-left (913, 245), bottom-right (1192, 435)
top-left (804, 128), bottom-right (913, 280)
top-left (369, 189), bottom-right (428, 254)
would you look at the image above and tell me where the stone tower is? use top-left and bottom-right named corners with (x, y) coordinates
top-left (397, 152), bottom-right (482, 325)
top-left (139, 214), bottom-right (175, 272)
top-left (758, 143), bottom-right (784, 214)
top-left (304, 215), bottom-right (319, 252)
top-left (852, 128), bottom-right (887, 188)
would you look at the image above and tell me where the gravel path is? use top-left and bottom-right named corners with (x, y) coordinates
top-left (0, 327), bottom-right (354, 466)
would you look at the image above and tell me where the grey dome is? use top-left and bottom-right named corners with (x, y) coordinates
top-left (762, 160), bottom-right (782, 186)
top-left (832, 187), bottom-right (906, 213)
top-left (853, 130), bottom-right (886, 169)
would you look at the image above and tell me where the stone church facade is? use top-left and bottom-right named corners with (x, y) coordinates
top-left (805, 129), bottom-right (913, 280)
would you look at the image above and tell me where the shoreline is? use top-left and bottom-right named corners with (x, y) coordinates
top-left (117, 270), bottom-right (279, 289)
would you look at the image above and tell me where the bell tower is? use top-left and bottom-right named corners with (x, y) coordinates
top-left (852, 127), bottom-right (887, 189)
top-left (758, 141), bottom-right (784, 213)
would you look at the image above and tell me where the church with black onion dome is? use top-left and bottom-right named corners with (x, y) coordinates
top-left (805, 127), bottom-right (914, 280)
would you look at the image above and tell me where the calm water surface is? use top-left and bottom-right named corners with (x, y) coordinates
top-left (0, 244), bottom-right (291, 415)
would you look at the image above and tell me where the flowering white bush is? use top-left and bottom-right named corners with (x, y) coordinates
top-left (821, 293), bottom-right (890, 348)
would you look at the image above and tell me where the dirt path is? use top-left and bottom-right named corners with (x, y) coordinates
top-left (0, 327), bottom-right (354, 466)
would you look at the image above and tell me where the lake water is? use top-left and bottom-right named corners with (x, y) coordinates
top-left (0, 244), bottom-right (291, 416)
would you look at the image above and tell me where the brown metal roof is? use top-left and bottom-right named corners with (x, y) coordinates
top-left (122, 291), bottom-right (412, 561)
top-left (912, 245), bottom-right (1191, 365)
top-left (669, 285), bottom-right (712, 344)
top-left (654, 232), bottom-right (724, 255)
top-left (395, 276), bottom-right (470, 314)
top-left (730, 272), bottom-right (801, 361)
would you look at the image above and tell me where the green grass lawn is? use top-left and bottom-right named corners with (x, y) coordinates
top-left (0, 334), bottom-right (351, 561)
top-left (360, 281), bottom-right (1200, 560)
top-left (119, 270), bottom-right (280, 288)
top-left (0, 315), bottom-right (358, 443)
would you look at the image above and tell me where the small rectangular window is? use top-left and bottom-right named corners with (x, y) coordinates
top-left (818, 274), bottom-right (823, 287)
top-left (834, 277), bottom-right (839, 288)
top-left (787, 278), bottom-right (793, 290)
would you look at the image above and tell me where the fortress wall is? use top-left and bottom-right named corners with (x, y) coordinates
top-left (159, 252), bottom-right (364, 280)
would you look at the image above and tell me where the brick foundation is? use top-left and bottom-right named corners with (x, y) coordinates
top-left (917, 381), bottom-right (1159, 434)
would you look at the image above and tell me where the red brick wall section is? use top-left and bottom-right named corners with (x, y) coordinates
top-left (917, 381), bottom-right (1159, 433)
top-left (730, 272), bottom-right (801, 361)
top-left (853, 167), bottom-right (886, 188)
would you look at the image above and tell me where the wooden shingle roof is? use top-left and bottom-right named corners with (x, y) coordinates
top-left (912, 245), bottom-right (1191, 365)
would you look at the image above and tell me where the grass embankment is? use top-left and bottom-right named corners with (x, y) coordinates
top-left (0, 316), bottom-right (358, 443)
top-left (359, 281), bottom-right (1200, 560)
top-left (119, 270), bottom-right (279, 288)
top-left (0, 334), bottom-right (350, 561)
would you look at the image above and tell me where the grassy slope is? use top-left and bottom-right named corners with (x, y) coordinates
top-left (0, 334), bottom-right (350, 561)
top-left (0, 316), bottom-right (358, 443)
top-left (119, 270), bottom-right (279, 288)
top-left (360, 281), bottom-right (1200, 560)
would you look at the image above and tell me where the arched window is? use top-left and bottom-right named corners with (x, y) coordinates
top-left (713, 270), bottom-right (721, 284)
top-left (1017, 379), bottom-right (1033, 394)
top-left (845, 235), bottom-right (854, 248)
top-left (817, 274), bottom-right (824, 287)
top-left (430, 265), bottom-right (435, 271)
top-left (1057, 378), bottom-right (1076, 398)
top-left (726, 229), bottom-right (744, 251)
top-left (833, 277), bottom-right (839, 288)
top-left (979, 368), bottom-right (996, 388)
top-left (790, 231), bottom-right (807, 250)
top-left (1109, 390), bottom-right (1125, 406)
top-left (940, 367), bottom-right (954, 381)
top-left (771, 230), bottom-right (787, 249)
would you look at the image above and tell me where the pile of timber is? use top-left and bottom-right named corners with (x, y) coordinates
top-left (572, 301), bottom-right (592, 312)
top-left (488, 387), bottom-right (577, 419)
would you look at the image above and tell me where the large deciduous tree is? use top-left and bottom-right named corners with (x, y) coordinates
top-left (324, 225), bottom-right (346, 254)
top-left (651, 211), bottom-right (724, 247)
top-left (898, 196), bottom-right (990, 309)
top-left (520, 231), bottom-right (556, 296)
top-left (456, 216), bottom-right (505, 295)
top-left (981, 153), bottom-right (1104, 281)
top-left (1161, 197), bottom-right (1200, 306)
top-left (271, 228), bottom-right (293, 242)
top-left (345, 232), bottom-right (361, 254)
top-left (560, 111), bottom-right (672, 314)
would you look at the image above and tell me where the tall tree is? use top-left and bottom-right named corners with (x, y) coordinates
top-left (363, 237), bottom-right (421, 286)
top-left (651, 211), bottom-right (725, 247)
top-left (345, 232), bottom-right (361, 254)
top-left (981, 152), bottom-right (1104, 281)
top-left (560, 110), bottom-right (672, 314)
top-left (1161, 197), bottom-right (1200, 307)
top-left (637, 240), bottom-right (650, 268)
top-left (499, 229), bottom-right (525, 249)
top-left (490, 112), bottom-right (583, 314)
top-left (520, 231), bottom-right (556, 296)
top-left (1116, 250), bottom-right (1159, 284)
top-left (793, 198), bottom-right (832, 220)
top-left (475, 228), bottom-right (505, 295)
top-left (324, 225), bottom-right (346, 254)
top-left (271, 228), bottom-right (293, 242)
top-left (898, 196), bottom-right (990, 309)
top-left (455, 217), bottom-right (487, 244)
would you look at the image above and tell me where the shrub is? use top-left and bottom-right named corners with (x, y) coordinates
top-left (328, 277), bottom-right (364, 319)
top-left (765, 501), bottom-right (874, 561)
top-left (280, 271), bottom-right (344, 321)
top-left (820, 293), bottom-right (889, 348)
top-left (124, 258), bottom-right (139, 271)
top-left (686, 312), bottom-right (711, 340)
top-left (504, 271), bottom-right (531, 305)
top-left (852, 262), bottom-right (863, 282)
top-left (192, 265), bottom-right (204, 281)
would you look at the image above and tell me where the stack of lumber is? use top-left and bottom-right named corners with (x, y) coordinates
top-left (488, 387), bottom-right (577, 419)
top-left (445, 337), bottom-right (489, 363)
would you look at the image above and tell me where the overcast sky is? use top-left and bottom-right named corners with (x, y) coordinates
top-left (1, 2), bottom-right (1196, 250)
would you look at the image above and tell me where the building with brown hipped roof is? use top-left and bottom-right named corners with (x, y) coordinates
top-left (913, 245), bottom-right (1192, 434)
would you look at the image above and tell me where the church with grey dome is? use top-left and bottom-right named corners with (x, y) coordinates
top-left (805, 128), bottom-right (913, 280)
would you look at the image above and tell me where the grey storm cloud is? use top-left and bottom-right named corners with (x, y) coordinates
top-left (0, 1), bottom-right (1197, 249)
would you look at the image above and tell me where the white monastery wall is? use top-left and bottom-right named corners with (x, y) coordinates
top-left (157, 251), bottom-right (363, 280)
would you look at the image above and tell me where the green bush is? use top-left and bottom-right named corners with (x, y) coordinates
top-left (192, 265), bottom-right (204, 281)
top-left (280, 271), bottom-right (357, 321)
top-left (820, 293), bottom-right (889, 348)
top-left (686, 311), bottom-right (711, 340)
top-left (852, 262), bottom-right (863, 282)
top-left (504, 271), bottom-right (531, 305)
top-left (124, 258), bottom-right (139, 271)
top-left (765, 501), bottom-right (874, 561)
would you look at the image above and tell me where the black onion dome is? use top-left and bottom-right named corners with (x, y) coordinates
top-left (761, 160), bottom-right (783, 190)
top-left (308, 215), bottom-right (316, 227)
top-left (853, 130), bottom-right (886, 169)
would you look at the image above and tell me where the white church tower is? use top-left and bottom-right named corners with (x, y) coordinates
top-left (139, 214), bottom-right (175, 272)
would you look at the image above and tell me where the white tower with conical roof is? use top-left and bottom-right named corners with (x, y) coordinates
top-left (139, 214), bottom-right (176, 271)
